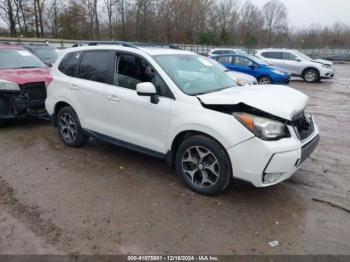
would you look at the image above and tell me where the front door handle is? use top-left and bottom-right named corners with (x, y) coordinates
top-left (69, 84), bottom-right (79, 91)
top-left (108, 95), bottom-right (120, 102)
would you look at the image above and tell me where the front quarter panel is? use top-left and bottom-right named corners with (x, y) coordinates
top-left (167, 99), bottom-right (254, 151)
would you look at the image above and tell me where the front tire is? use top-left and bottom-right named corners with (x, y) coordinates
top-left (258, 76), bottom-right (272, 85)
top-left (303, 69), bottom-right (319, 83)
top-left (56, 106), bottom-right (89, 147)
top-left (175, 135), bottom-right (232, 195)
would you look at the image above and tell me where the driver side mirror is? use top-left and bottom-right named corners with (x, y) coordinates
top-left (136, 82), bottom-right (159, 104)
top-left (295, 58), bottom-right (301, 62)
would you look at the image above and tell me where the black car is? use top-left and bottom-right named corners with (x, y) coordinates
top-left (21, 44), bottom-right (60, 66)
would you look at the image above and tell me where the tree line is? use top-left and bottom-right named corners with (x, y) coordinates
top-left (1, 0), bottom-right (350, 48)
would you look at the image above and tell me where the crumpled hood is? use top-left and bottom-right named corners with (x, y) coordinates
top-left (0, 68), bottom-right (52, 86)
top-left (312, 59), bottom-right (333, 66)
top-left (197, 85), bottom-right (309, 121)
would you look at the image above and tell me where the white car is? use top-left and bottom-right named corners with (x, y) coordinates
top-left (206, 57), bottom-right (257, 85)
top-left (208, 48), bottom-right (248, 57)
top-left (46, 44), bottom-right (320, 195)
top-left (255, 49), bottom-right (335, 83)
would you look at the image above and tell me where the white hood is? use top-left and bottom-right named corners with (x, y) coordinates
top-left (197, 85), bottom-right (309, 121)
top-left (312, 59), bottom-right (333, 66)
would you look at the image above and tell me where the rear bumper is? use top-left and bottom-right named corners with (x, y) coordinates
top-left (227, 123), bottom-right (319, 187)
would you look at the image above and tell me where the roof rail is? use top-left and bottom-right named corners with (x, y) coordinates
top-left (72, 41), bottom-right (138, 49)
top-left (132, 42), bottom-right (181, 49)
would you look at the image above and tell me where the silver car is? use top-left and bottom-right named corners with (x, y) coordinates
top-left (255, 49), bottom-right (335, 83)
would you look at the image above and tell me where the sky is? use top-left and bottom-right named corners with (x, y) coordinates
top-left (253, 0), bottom-right (350, 29)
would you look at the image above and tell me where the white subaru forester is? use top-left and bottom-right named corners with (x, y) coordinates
top-left (46, 43), bottom-right (320, 195)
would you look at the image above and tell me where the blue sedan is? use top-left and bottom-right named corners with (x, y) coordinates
top-left (211, 54), bottom-right (290, 85)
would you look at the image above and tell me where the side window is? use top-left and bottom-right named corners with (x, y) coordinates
top-left (217, 56), bottom-right (232, 64)
top-left (78, 51), bottom-right (114, 84)
top-left (115, 54), bottom-right (142, 90)
top-left (261, 52), bottom-right (282, 59)
top-left (233, 56), bottom-right (253, 67)
top-left (58, 51), bottom-right (81, 77)
top-left (115, 54), bottom-right (173, 98)
top-left (282, 52), bottom-right (298, 61)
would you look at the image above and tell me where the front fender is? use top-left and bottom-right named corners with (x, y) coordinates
top-left (166, 103), bottom-right (254, 151)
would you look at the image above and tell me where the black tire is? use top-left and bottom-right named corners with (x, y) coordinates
top-left (258, 76), bottom-right (272, 85)
top-left (56, 106), bottom-right (89, 147)
top-left (175, 135), bottom-right (232, 196)
top-left (0, 97), bottom-right (7, 127)
top-left (303, 68), bottom-right (320, 83)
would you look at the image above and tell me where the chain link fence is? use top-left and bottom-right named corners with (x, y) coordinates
top-left (1, 37), bottom-right (350, 61)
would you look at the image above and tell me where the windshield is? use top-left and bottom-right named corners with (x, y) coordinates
top-left (154, 54), bottom-right (237, 95)
top-left (205, 57), bottom-right (230, 72)
top-left (294, 51), bottom-right (312, 61)
top-left (0, 49), bottom-right (47, 69)
top-left (249, 55), bottom-right (269, 65)
top-left (33, 47), bottom-right (59, 60)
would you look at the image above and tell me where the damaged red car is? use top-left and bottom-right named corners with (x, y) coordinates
top-left (0, 45), bottom-right (52, 125)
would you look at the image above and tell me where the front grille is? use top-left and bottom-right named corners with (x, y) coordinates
top-left (292, 113), bottom-right (315, 141)
top-left (20, 82), bottom-right (47, 100)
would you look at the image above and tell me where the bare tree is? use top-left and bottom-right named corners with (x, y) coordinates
top-left (104, 0), bottom-right (117, 39)
top-left (262, 0), bottom-right (288, 44)
top-left (0, 0), bottom-right (17, 36)
top-left (116, 0), bottom-right (128, 40)
top-left (238, 0), bottom-right (264, 46)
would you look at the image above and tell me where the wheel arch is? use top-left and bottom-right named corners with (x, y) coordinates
top-left (53, 101), bottom-right (73, 126)
top-left (258, 75), bottom-right (272, 84)
top-left (166, 130), bottom-right (229, 168)
top-left (302, 67), bottom-right (320, 77)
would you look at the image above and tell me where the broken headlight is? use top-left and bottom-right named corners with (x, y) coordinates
top-left (0, 79), bottom-right (20, 91)
top-left (234, 112), bottom-right (290, 140)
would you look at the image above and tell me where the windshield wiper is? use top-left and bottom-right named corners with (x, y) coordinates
top-left (18, 66), bottom-right (40, 69)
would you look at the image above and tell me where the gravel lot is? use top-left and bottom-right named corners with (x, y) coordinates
top-left (0, 64), bottom-right (349, 255)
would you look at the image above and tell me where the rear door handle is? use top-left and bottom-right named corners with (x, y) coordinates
top-left (69, 84), bottom-right (79, 91)
top-left (108, 95), bottom-right (120, 102)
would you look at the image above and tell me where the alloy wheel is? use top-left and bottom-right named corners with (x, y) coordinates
top-left (259, 77), bottom-right (271, 85)
top-left (181, 146), bottom-right (220, 188)
top-left (304, 71), bottom-right (317, 82)
top-left (58, 113), bottom-right (78, 143)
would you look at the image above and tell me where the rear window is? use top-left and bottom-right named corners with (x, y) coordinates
top-left (33, 47), bottom-right (59, 60)
top-left (58, 52), bottom-right (81, 77)
top-left (78, 51), bottom-right (115, 84)
top-left (261, 52), bottom-right (282, 59)
top-left (0, 49), bottom-right (47, 69)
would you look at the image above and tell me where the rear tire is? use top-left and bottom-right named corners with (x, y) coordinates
top-left (258, 76), bottom-right (272, 85)
top-left (56, 106), bottom-right (89, 147)
top-left (303, 69), bottom-right (319, 83)
top-left (175, 135), bottom-right (232, 196)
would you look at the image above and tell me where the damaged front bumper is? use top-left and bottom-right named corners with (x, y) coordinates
top-left (227, 118), bottom-right (320, 187)
top-left (0, 82), bottom-right (48, 120)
